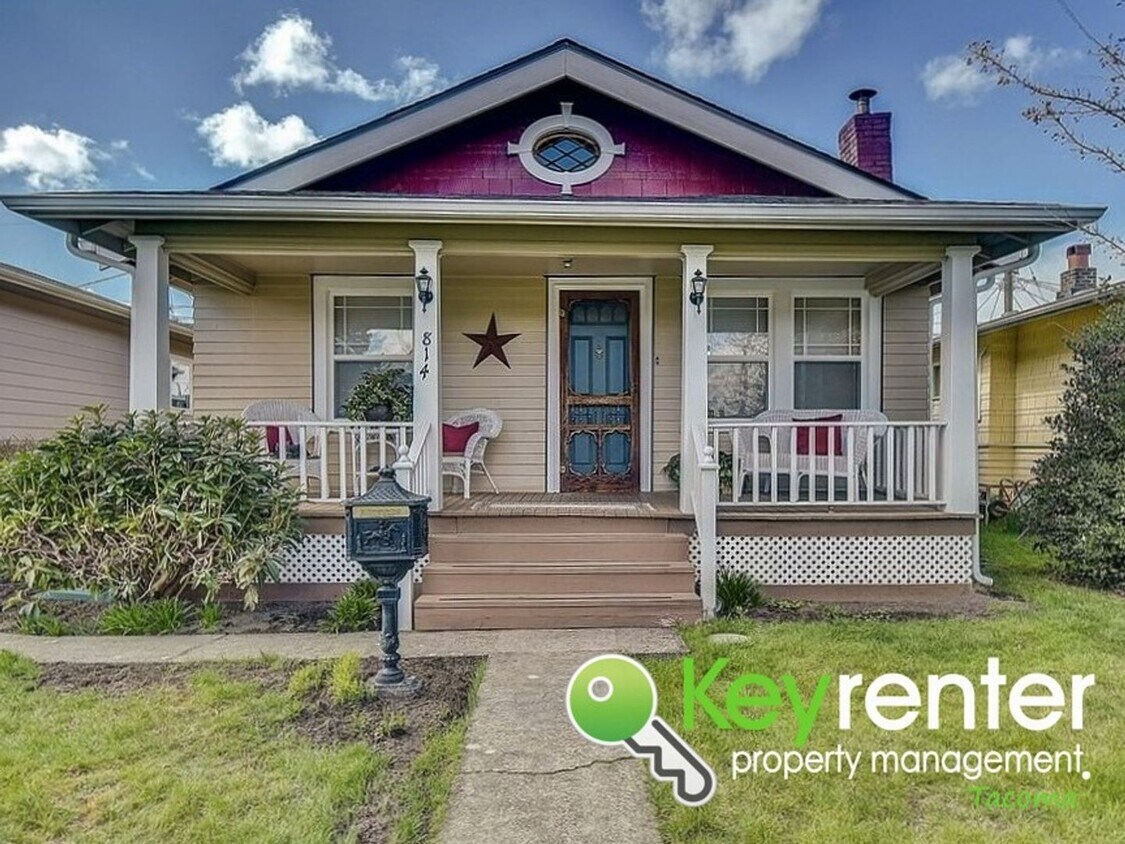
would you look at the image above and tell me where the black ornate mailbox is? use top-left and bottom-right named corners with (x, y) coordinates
top-left (344, 467), bottom-right (430, 690)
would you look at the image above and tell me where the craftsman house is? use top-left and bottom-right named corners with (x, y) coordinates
top-left (2, 40), bottom-right (1103, 629)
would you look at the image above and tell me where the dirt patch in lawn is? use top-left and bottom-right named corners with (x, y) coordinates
top-left (742, 589), bottom-right (1003, 623)
top-left (35, 656), bottom-right (480, 843)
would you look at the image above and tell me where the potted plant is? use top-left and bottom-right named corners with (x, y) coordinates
top-left (343, 369), bottom-right (412, 422)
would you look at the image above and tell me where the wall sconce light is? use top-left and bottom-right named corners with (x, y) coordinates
top-left (562, 257), bottom-right (574, 269)
top-left (415, 267), bottom-right (434, 313)
top-left (689, 269), bottom-right (707, 314)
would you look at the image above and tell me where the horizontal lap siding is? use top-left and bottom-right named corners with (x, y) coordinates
top-left (880, 283), bottom-right (931, 422)
top-left (653, 276), bottom-right (680, 492)
top-left (192, 275), bottom-right (312, 415)
top-left (441, 277), bottom-right (546, 492)
top-left (0, 291), bottom-right (129, 439)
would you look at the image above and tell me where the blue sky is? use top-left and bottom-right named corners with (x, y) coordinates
top-left (0, 0), bottom-right (1121, 319)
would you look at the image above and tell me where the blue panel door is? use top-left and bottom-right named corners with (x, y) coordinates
top-left (560, 292), bottom-right (640, 492)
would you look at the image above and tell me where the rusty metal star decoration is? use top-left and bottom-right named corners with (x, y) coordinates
top-left (464, 313), bottom-right (520, 369)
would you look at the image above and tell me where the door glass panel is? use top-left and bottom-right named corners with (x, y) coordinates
top-left (603, 431), bottom-right (631, 474)
top-left (568, 432), bottom-right (598, 475)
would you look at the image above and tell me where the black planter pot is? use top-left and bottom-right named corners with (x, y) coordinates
top-left (364, 403), bottom-right (393, 422)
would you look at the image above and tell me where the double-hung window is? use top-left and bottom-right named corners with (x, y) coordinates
top-left (330, 294), bottom-right (413, 418)
top-left (792, 296), bottom-right (863, 410)
top-left (707, 296), bottom-right (770, 419)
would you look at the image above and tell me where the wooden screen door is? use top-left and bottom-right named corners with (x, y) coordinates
top-left (559, 291), bottom-right (641, 492)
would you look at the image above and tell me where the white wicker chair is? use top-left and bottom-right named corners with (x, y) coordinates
top-left (441, 408), bottom-right (502, 499)
top-left (737, 409), bottom-right (889, 500)
top-left (241, 400), bottom-right (323, 467)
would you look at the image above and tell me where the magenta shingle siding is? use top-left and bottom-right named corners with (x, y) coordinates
top-left (309, 83), bottom-right (827, 199)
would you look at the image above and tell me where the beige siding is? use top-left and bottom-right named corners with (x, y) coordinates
top-left (0, 289), bottom-right (130, 439)
top-left (881, 283), bottom-right (931, 422)
top-left (192, 275), bottom-right (311, 415)
top-left (441, 276), bottom-right (546, 492)
top-left (653, 276), bottom-right (681, 491)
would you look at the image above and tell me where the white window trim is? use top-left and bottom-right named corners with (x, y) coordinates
top-left (546, 277), bottom-right (654, 493)
top-left (312, 275), bottom-right (414, 420)
top-left (507, 102), bottom-right (625, 194)
top-left (707, 278), bottom-right (881, 417)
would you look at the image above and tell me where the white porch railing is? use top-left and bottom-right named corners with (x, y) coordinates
top-left (707, 420), bottom-right (946, 507)
top-left (248, 421), bottom-right (414, 502)
top-left (392, 421), bottom-right (434, 499)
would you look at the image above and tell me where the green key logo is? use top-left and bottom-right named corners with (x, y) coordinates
top-left (567, 654), bottom-right (717, 806)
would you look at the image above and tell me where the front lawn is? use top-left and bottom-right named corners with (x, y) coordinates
top-left (0, 654), bottom-right (481, 843)
top-left (647, 526), bottom-right (1125, 842)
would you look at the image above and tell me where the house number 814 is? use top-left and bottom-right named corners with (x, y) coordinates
top-left (419, 331), bottom-right (433, 380)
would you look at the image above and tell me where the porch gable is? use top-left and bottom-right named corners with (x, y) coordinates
top-left (306, 82), bottom-right (829, 200)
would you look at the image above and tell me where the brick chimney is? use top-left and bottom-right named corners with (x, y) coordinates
top-left (838, 88), bottom-right (893, 183)
top-left (1058, 243), bottom-right (1097, 298)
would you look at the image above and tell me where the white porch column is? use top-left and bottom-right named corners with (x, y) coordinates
top-left (680, 245), bottom-right (713, 513)
top-left (127, 235), bottom-right (170, 411)
top-left (409, 239), bottom-right (443, 510)
top-left (939, 245), bottom-right (981, 513)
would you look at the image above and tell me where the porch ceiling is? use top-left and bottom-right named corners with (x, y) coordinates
top-left (189, 250), bottom-right (920, 289)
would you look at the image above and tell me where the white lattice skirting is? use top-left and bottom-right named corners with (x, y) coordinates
top-left (689, 534), bottom-right (973, 585)
top-left (279, 534), bottom-right (429, 584)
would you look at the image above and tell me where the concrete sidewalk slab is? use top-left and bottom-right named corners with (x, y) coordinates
top-left (0, 627), bottom-right (684, 664)
top-left (439, 650), bottom-right (666, 844)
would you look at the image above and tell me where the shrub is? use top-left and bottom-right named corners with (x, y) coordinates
top-left (1024, 299), bottom-right (1125, 588)
top-left (99, 598), bottom-right (191, 635)
top-left (0, 409), bottom-right (301, 610)
top-left (329, 652), bottom-right (366, 704)
top-left (715, 571), bottom-right (764, 618)
top-left (320, 580), bottom-right (381, 633)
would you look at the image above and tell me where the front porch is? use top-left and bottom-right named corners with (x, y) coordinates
top-left (132, 224), bottom-right (985, 625)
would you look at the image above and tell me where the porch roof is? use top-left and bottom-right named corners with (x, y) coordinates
top-left (1, 190), bottom-right (1104, 244)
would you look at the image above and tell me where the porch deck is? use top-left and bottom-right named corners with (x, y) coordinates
top-left (439, 491), bottom-right (681, 518)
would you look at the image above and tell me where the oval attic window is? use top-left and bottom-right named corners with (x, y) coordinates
top-left (533, 133), bottom-right (600, 173)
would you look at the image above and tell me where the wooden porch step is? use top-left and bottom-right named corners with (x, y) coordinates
top-left (413, 592), bottom-right (701, 630)
top-left (421, 559), bottom-right (695, 596)
top-left (428, 533), bottom-right (689, 563)
top-left (430, 514), bottom-right (684, 535)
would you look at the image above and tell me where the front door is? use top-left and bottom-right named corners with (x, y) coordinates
top-left (560, 291), bottom-right (641, 492)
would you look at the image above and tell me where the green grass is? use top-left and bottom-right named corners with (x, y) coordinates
top-left (0, 655), bottom-right (472, 843)
top-left (646, 525), bottom-right (1125, 843)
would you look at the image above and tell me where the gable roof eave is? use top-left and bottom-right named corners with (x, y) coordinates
top-left (215, 39), bottom-right (918, 201)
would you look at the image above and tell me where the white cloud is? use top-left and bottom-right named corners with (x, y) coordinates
top-left (234, 13), bottom-right (444, 104)
top-left (197, 102), bottom-right (318, 168)
top-left (0, 124), bottom-right (100, 190)
top-left (922, 35), bottom-right (1075, 104)
top-left (642, 0), bottom-right (826, 82)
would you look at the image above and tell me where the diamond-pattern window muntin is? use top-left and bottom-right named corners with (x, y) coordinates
top-left (533, 133), bottom-right (600, 173)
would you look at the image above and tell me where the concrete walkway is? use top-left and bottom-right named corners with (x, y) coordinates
top-left (0, 626), bottom-right (685, 844)
top-left (0, 627), bottom-right (681, 664)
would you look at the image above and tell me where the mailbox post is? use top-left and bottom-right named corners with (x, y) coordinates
top-left (344, 467), bottom-right (430, 691)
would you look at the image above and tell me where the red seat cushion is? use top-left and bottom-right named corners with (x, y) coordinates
top-left (793, 414), bottom-right (845, 456)
top-left (442, 421), bottom-right (480, 454)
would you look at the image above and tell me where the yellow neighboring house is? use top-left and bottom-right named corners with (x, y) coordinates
top-left (0, 261), bottom-right (193, 441)
top-left (935, 244), bottom-right (1120, 486)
